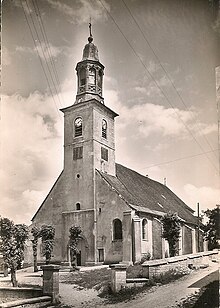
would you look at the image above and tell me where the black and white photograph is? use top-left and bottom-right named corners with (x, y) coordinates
top-left (1, 0), bottom-right (220, 307)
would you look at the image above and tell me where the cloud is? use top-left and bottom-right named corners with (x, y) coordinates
top-left (2, 47), bottom-right (12, 66)
top-left (184, 184), bottom-right (220, 213)
top-left (0, 92), bottom-right (64, 224)
top-left (16, 43), bottom-right (62, 60)
top-left (46, 0), bottom-right (110, 24)
top-left (105, 88), bottom-right (216, 143)
top-left (13, 0), bottom-right (33, 14)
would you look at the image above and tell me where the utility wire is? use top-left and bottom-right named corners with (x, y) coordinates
top-left (31, 0), bottom-right (65, 106)
top-left (142, 149), bottom-right (218, 170)
top-left (99, 0), bottom-right (219, 173)
top-left (122, 0), bottom-right (218, 161)
top-left (20, 0), bottom-right (62, 120)
top-left (24, 0), bottom-right (63, 109)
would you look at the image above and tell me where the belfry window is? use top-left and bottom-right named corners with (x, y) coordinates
top-left (88, 68), bottom-right (96, 85)
top-left (74, 117), bottom-right (82, 137)
top-left (102, 119), bottom-right (107, 139)
top-left (142, 219), bottom-right (148, 240)
top-left (80, 68), bottom-right (86, 86)
top-left (113, 219), bottom-right (122, 240)
top-left (76, 203), bottom-right (81, 210)
top-left (98, 70), bottom-right (102, 87)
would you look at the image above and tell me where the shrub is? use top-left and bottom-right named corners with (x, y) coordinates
top-left (140, 252), bottom-right (151, 264)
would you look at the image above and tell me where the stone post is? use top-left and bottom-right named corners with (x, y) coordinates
top-left (122, 211), bottom-right (133, 264)
top-left (109, 264), bottom-right (127, 293)
top-left (42, 265), bottom-right (60, 304)
top-left (192, 229), bottom-right (197, 254)
top-left (133, 215), bottom-right (141, 263)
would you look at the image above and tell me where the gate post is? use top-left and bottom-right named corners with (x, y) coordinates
top-left (41, 265), bottom-right (60, 304)
top-left (109, 264), bottom-right (128, 293)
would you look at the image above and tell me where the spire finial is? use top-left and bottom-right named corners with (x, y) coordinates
top-left (88, 19), bottom-right (93, 43)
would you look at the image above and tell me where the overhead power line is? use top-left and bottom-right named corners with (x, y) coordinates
top-left (24, 0), bottom-right (63, 109)
top-left (122, 0), bottom-right (218, 161)
top-left (20, 0), bottom-right (62, 120)
top-left (31, 0), bottom-right (65, 106)
top-left (142, 149), bottom-right (218, 170)
top-left (99, 0), bottom-right (219, 173)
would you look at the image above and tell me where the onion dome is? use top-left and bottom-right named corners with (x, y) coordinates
top-left (82, 35), bottom-right (99, 61)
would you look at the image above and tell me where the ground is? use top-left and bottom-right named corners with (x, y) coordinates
top-left (0, 261), bottom-right (219, 307)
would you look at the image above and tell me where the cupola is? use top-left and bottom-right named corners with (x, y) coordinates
top-left (75, 23), bottom-right (104, 104)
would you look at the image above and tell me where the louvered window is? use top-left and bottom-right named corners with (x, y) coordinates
top-left (102, 119), bottom-right (107, 139)
top-left (73, 146), bottom-right (83, 160)
top-left (101, 147), bottom-right (108, 161)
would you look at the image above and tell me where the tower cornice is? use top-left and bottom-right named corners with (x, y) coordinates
top-left (60, 98), bottom-right (119, 118)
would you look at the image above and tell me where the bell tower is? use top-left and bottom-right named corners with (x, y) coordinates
top-left (75, 23), bottom-right (104, 104)
top-left (60, 25), bottom-right (118, 212)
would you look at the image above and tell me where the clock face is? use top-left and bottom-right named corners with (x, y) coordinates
top-left (75, 118), bottom-right (82, 127)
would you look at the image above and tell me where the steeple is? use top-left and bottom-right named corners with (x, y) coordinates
top-left (75, 23), bottom-right (104, 104)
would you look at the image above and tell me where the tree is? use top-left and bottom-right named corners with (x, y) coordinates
top-left (40, 225), bottom-right (55, 264)
top-left (69, 226), bottom-right (82, 267)
top-left (0, 217), bottom-right (29, 287)
top-left (161, 212), bottom-right (181, 257)
top-left (31, 226), bottom-right (41, 272)
top-left (204, 207), bottom-right (220, 250)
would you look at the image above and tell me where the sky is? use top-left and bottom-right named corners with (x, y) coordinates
top-left (1, 0), bottom-right (220, 224)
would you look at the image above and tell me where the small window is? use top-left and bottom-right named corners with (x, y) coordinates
top-left (102, 119), bottom-right (107, 139)
top-left (80, 68), bottom-right (86, 86)
top-left (142, 219), bottom-right (148, 240)
top-left (73, 146), bottom-right (83, 160)
top-left (113, 219), bottom-right (122, 240)
top-left (88, 68), bottom-right (96, 85)
top-left (76, 203), bottom-right (80, 210)
top-left (101, 147), bottom-right (108, 161)
top-left (74, 117), bottom-right (82, 137)
top-left (98, 248), bottom-right (104, 262)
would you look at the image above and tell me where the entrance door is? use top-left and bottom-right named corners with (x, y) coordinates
top-left (76, 251), bottom-right (81, 266)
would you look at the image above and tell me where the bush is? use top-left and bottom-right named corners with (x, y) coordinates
top-left (140, 252), bottom-right (151, 264)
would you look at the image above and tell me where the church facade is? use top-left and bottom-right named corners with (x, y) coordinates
top-left (31, 32), bottom-right (203, 266)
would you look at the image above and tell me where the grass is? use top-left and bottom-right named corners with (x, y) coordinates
top-left (59, 265), bottom-right (192, 305)
top-left (60, 267), bottom-right (111, 291)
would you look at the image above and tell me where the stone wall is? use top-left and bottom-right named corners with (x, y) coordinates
top-left (142, 250), bottom-right (219, 279)
top-left (0, 287), bottom-right (42, 301)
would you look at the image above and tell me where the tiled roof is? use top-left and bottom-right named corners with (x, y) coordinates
top-left (98, 164), bottom-right (198, 225)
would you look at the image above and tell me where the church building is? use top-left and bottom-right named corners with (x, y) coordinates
top-left (31, 29), bottom-right (203, 266)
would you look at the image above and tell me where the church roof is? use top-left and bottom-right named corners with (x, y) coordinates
top-left (98, 163), bottom-right (198, 225)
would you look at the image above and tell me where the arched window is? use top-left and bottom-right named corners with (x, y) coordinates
top-left (88, 68), bottom-right (96, 85)
top-left (142, 219), bottom-right (148, 240)
top-left (80, 68), bottom-right (86, 86)
top-left (102, 119), bottom-right (107, 139)
top-left (98, 70), bottom-right (102, 87)
top-left (113, 219), bottom-right (122, 240)
top-left (74, 117), bottom-right (82, 137)
top-left (76, 203), bottom-right (80, 210)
